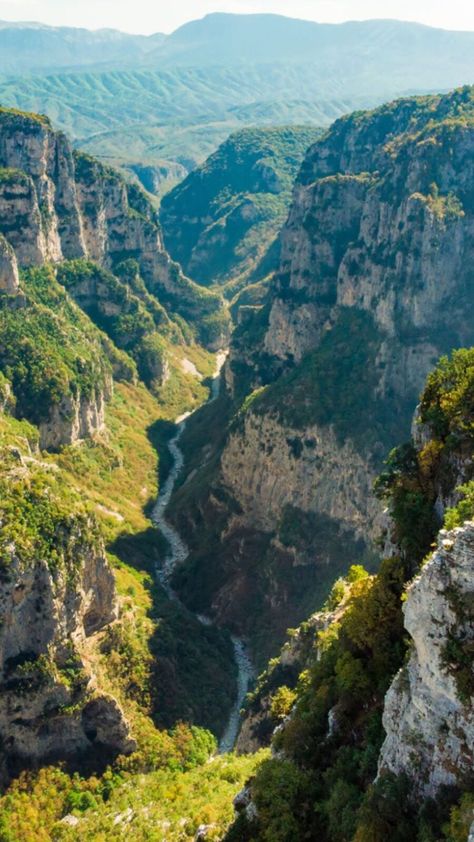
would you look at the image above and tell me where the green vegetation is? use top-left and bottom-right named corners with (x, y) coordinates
top-left (160, 127), bottom-right (322, 290)
top-left (0, 266), bottom-right (116, 426)
top-left (57, 259), bottom-right (173, 390)
top-left (419, 347), bottom-right (474, 439)
top-left (0, 456), bottom-right (100, 575)
top-left (0, 105), bottom-right (50, 129)
top-left (269, 686), bottom-right (297, 721)
top-left (445, 482), bottom-right (474, 529)
top-left (377, 348), bottom-right (474, 567)
top-left (0, 166), bottom-right (30, 185)
top-left (0, 750), bottom-right (268, 842)
top-left (422, 184), bottom-right (465, 220)
top-left (226, 559), bottom-right (407, 841)
top-left (0, 66), bottom-right (357, 188)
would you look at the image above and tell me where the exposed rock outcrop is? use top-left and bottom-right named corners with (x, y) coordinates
top-left (379, 523), bottom-right (474, 797)
top-left (126, 161), bottom-right (188, 199)
top-left (221, 411), bottom-right (382, 543)
top-left (0, 502), bottom-right (135, 770)
top-left (0, 107), bottom-right (228, 342)
top-left (0, 234), bottom-right (19, 293)
top-left (171, 87), bottom-right (474, 657)
top-left (38, 387), bottom-right (109, 452)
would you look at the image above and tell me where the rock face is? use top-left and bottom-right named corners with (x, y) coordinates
top-left (379, 523), bottom-right (474, 797)
top-left (0, 109), bottom-right (219, 312)
top-left (260, 90), bottom-right (474, 389)
top-left (38, 387), bottom-right (108, 451)
top-left (171, 88), bottom-right (474, 656)
top-left (221, 411), bottom-right (382, 543)
top-left (127, 161), bottom-right (189, 199)
top-left (0, 106), bottom-right (228, 449)
top-left (0, 505), bottom-right (134, 769)
top-left (0, 234), bottom-right (19, 293)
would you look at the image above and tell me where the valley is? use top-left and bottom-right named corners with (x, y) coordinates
top-left (151, 351), bottom-right (255, 755)
top-left (0, 11), bottom-right (474, 839)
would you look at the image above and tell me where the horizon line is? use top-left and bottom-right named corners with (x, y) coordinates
top-left (0, 11), bottom-right (472, 38)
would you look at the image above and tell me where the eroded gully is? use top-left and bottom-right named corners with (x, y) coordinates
top-left (151, 352), bottom-right (254, 754)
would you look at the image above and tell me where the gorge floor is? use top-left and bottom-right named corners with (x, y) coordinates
top-left (151, 351), bottom-right (255, 752)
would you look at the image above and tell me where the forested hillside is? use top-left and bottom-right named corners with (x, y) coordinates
top-left (160, 126), bottom-right (322, 291)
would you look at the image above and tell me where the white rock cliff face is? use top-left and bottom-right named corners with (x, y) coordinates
top-left (221, 411), bottom-right (382, 543)
top-left (0, 234), bottom-right (19, 293)
top-left (379, 523), bottom-right (474, 796)
top-left (38, 387), bottom-right (109, 452)
top-left (182, 93), bottom-right (474, 645)
top-left (0, 116), bottom-right (85, 263)
top-left (0, 509), bottom-right (134, 768)
top-left (0, 113), bottom-right (194, 297)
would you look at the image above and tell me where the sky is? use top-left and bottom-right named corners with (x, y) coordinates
top-left (0, 0), bottom-right (473, 35)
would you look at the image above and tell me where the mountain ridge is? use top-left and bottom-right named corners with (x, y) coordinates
top-left (2, 13), bottom-right (474, 191)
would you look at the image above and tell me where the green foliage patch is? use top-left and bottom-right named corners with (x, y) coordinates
top-left (0, 266), bottom-right (116, 425)
top-left (161, 126), bottom-right (322, 289)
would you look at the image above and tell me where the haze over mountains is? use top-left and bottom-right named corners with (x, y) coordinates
top-left (0, 12), bottom-right (473, 192)
top-left (1, 13), bottom-right (474, 80)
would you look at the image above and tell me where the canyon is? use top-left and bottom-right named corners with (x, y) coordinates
top-left (167, 86), bottom-right (474, 665)
top-left (0, 80), bottom-right (474, 842)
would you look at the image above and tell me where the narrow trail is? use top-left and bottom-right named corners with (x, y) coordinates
top-left (151, 352), bottom-right (254, 753)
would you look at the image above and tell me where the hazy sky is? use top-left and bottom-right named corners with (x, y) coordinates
top-left (0, 0), bottom-right (473, 35)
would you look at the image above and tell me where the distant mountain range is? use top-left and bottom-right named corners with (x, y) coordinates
top-left (0, 20), bottom-right (164, 73)
top-left (1, 13), bottom-right (474, 83)
top-left (0, 13), bottom-right (473, 193)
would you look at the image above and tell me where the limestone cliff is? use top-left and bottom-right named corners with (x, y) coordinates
top-left (379, 523), bottom-right (474, 797)
top-left (38, 387), bottom-right (108, 452)
top-left (0, 454), bottom-right (134, 775)
top-left (171, 86), bottom-right (474, 658)
top-left (221, 410), bottom-right (382, 543)
top-left (0, 234), bottom-right (19, 293)
top-left (0, 107), bottom-right (228, 451)
top-left (0, 109), bottom-right (228, 350)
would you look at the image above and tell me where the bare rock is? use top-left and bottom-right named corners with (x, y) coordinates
top-left (379, 523), bottom-right (474, 796)
top-left (0, 506), bottom-right (135, 768)
top-left (0, 234), bottom-right (19, 293)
